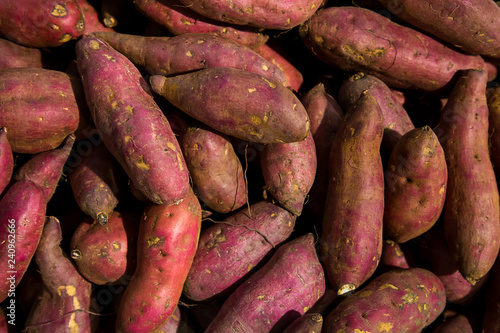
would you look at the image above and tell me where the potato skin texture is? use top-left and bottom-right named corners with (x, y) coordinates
top-left (299, 7), bottom-right (486, 92)
top-left (0, 68), bottom-right (80, 154)
top-left (76, 36), bottom-right (190, 206)
top-left (150, 67), bottom-right (310, 144)
top-left (488, 86), bottom-right (500, 173)
top-left (0, 128), bottom-right (14, 195)
top-left (321, 91), bottom-right (385, 296)
top-left (0, 38), bottom-right (42, 69)
top-left (436, 69), bottom-right (500, 285)
top-left (116, 189), bottom-right (201, 333)
top-left (183, 200), bottom-right (296, 301)
top-left (282, 313), bottom-right (323, 333)
top-left (205, 233), bottom-right (325, 333)
top-left (323, 268), bottom-right (446, 333)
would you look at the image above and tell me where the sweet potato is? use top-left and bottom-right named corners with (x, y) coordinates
top-left (179, 123), bottom-right (247, 214)
top-left (383, 126), bottom-right (447, 243)
top-left (70, 211), bottom-right (140, 285)
top-left (432, 314), bottom-right (474, 333)
top-left (0, 38), bottom-right (43, 69)
top-left (299, 6), bottom-right (486, 92)
top-left (323, 268), bottom-right (446, 333)
top-left (76, 35), bottom-right (190, 206)
top-left (260, 131), bottom-right (317, 216)
top-left (0, 128), bottom-right (14, 196)
top-left (91, 32), bottom-right (286, 85)
top-left (379, 239), bottom-right (413, 271)
top-left (178, 0), bottom-right (323, 30)
top-left (436, 69), bottom-right (500, 285)
top-left (320, 91), bottom-right (385, 296)
top-left (205, 233), bottom-right (325, 333)
top-left (69, 143), bottom-right (123, 224)
top-left (133, 0), bottom-right (268, 49)
top-left (482, 255), bottom-right (500, 332)
top-left (116, 188), bottom-right (201, 332)
top-left (76, 0), bottom-right (114, 34)
top-left (0, 67), bottom-right (81, 154)
top-left (283, 313), bottom-right (323, 333)
top-left (150, 67), bottom-right (310, 144)
top-left (487, 86), bottom-right (500, 172)
top-left (183, 200), bottom-right (296, 301)
top-left (0, 0), bottom-right (84, 48)
top-left (377, 0), bottom-right (500, 58)
top-left (24, 217), bottom-right (93, 333)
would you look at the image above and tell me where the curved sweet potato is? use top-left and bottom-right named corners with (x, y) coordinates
top-left (0, 128), bottom-right (14, 196)
top-left (0, 38), bottom-right (43, 69)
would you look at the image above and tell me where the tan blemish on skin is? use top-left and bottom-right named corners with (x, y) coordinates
top-left (57, 285), bottom-right (77, 296)
top-left (354, 329), bottom-right (370, 333)
top-left (112, 242), bottom-right (120, 250)
top-left (257, 295), bottom-right (266, 300)
top-left (104, 54), bottom-right (116, 62)
top-left (125, 105), bottom-right (134, 115)
top-left (124, 136), bottom-right (130, 143)
top-left (90, 40), bottom-right (100, 50)
top-left (439, 185), bottom-right (445, 195)
top-left (250, 131), bottom-right (263, 140)
top-left (51, 4), bottom-right (68, 17)
top-left (401, 289), bottom-right (418, 304)
top-left (197, 40), bottom-right (205, 44)
top-left (39, 117), bottom-right (43, 121)
top-left (186, 51), bottom-right (194, 57)
top-left (148, 237), bottom-right (161, 247)
top-left (379, 283), bottom-right (399, 290)
top-left (136, 156), bottom-right (150, 170)
top-left (58, 91), bottom-right (67, 98)
top-left (111, 101), bottom-right (118, 109)
top-left (59, 34), bottom-right (73, 43)
top-left (68, 313), bottom-right (79, 333)
top-left (166, 142), bottom-right (177, 151)
top-left (247, 263), bottom-right (253, 271)
top-left (418, 303), bottom-right (429, 313)
top-left (50, 24), bottom-right (60, 30)
top-left (422, 147), bottom-right (432, 156)
top-left (303, 306), bottom-right (309, 313)
top-left (176, 153), bottom-right (184, 171)
top-left (377, 322), bottom-right (393, 332)
top-left (261, 77), bottom-right (277, 88)
top-left (251, 115), bottom-right (262, 125)
top-left (358, 290), bottom-right (373, 298)
top-left (261, 64), bottom-right (269, 71)
top-left (248, 88), bottom-right (257, 93)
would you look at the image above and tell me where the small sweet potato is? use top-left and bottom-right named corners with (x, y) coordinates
top-left (379, 239), bottom-right (413, 271)
top-left (0, 128), bottom-right (14, 196)
top-left (0, 38), bottom-right (43, 69)
top-left (150, 67), bottom-right (310, 144)
top-left (283, 313), bottom-right (323, 333)
top-left (205, 233), bottom-right (325, 333)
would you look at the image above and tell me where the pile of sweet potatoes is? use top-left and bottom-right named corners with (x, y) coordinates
top-left (1, 0), bottom-right (500, 332)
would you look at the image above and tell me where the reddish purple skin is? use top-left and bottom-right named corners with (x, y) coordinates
top-left (0, 128), bottom-right (14, 195)
top-left (15, 134), bottom-right (75, 203)
top-left (184, 200), bottom-right (296, 301)
top-left (0, 179), bottom-right (46, 303)
top-left (488, 87), bottom-right (500, 172)
top-left (76, 0), bottom-right (114, 34)
top-left (383, 126), bottom-right (447, 243)
top-left (69, 143), bottom-right (122, 221)
top-left (0, 0), bottom-right (84, 48)
top-left (260, 131), bottom-right (317, 216)
top-left (299, 7), bottom-right (486, 92)
top-left (0, 67), bottom-right (80, 154)
top-left (158, 306), bottom-right (181, 332)
top-left (25, 217), bottom-right (92, 333)
top-left (283, 313), bottom-right (323, 333)
top-left (432, 314), bottom-right (474, 333)
top-left (150, 67), bottom-right (310, 144)
top-left (380, 240), bottom-right (413, 271)
top-left (437, 69), bottom-right (500, 285)
top-left (482, 256), bottom-right (500, 332)
top-left (91, 32), bottom-right (286, 85)
top-left (205, 234), bottom-right (325, 333)
top-left (76, 36), bottom-right (190, 206)
top-left (0, 38), bottom-right (42, 69)
top-left (323, 268), bottom-right (446, 333)
top-left (133, 0), bottom-right (268, 49)
top-left (321, 91), bottom-right (385, 295)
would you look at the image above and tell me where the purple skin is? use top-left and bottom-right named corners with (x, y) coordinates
top-left (379, 240), bottom-right (413, 271)
top-left (76, 36), bottom-right (190, 206)
top-left (0, 128), bottom-right (14, 195)
top-left (299, 7), bottom-right (486, 92)
top-left (149, 67), bottom-right (310, 144)
top-left (183, 201), bottom-right (296, 301)
top-left (321, 91), bottom-right (385, 296)
top-left (323, 268), bottom-right (446, 333)
top-left (436, 69), bottom-right (500, 285)
top-left (133, 0), bottom-right (268, 49)
top-left (260, 131), bottom-right (317, 216)
top-left (283, 313), bottom-right (323, 333)
top-left (0, 38), bottom-right (43, 69)
top-left (91, 32), bottom-right (286, 85)
top-left (205, 233), bottom-right (325, 333)
top-left (25, 217), bottom-right (93, 333)
top-left (0, 179), bottom-right (46, 303)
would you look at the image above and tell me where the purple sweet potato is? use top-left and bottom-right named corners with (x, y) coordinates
top-left (116, 188), bottom-right (201, 332)
top-left (0, 0), bottom-right (84, 48)
top-left (69, 143), bottom-right (123, 224)
top-left (0, 128), bottom-right (14, 196)
top-left (482, 255), bottom-right (500, 332)
top-left (76, 0), bottom-right (114, 34)
top-left (178, 0), bottom-right (323, 30)
top-left (299, 7), bottom-right (486, 92)
top-left (24, 217), bottom-right (93, 333)
top-left (179, 123), bottom-right (247, 214)
top-left (320, 91), bottom-right (385, 296)
top-left (383, 126), bottom-right (447, 243)
top-left (282, 313), bottom-right (323, 333)
top-left (436, 69), bottom-right (500, 285)
top-left (379, 239), bottom-right (413, 271)
top-left (183, 200), bottom-right (296, 301)
top-left (377, 0), bottom-right (500, 58)
top-left (91, 31), bottom-right (286, 85)
top-left (323, 268), bottom-right (446, 333)
top-left (205, 233), bottom-right (325, 333)
top-left (150, 67), bottom-right (310, 144)
top-left (488, 86), bottom-right (500, 172)
top-left (0, 67), bottom-right (81, 154)
top-left (0, 38), bottom-right (43, 69)
top-left (133, 0), bottom-right (268, 49)
top-left (260, 131), bottom-right (317, 216)
top-left (76, 35), bottom-right (190, 206)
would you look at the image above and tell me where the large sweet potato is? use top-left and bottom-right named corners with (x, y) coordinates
top-left (0, 128), bottom-right (14, 196)
top-left (0, 38), bottom-right (43, 69)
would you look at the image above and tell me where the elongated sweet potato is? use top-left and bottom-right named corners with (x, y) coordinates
top-left (76, 35), bottom-right (190, 206)
top-left (116, 188), bottom-right (201, 332)
top-left (299, 7), bottom-right (486, 92)
top-left (0, 128), bottom-right (14, 196)
top-left (320, 91), bottom-right (385, 296)
top-left (24, 217), bottom-right (93, 333)
top-left (150, 67), bottom-right (310, 144)
top-left (0, 0), bottom-right (84, 48)
top-left (183, 200), bottom-right (296, 301)
top-left (436, 69), bottom-right (500, 285)
top-left (0, 38), bottom-right (43, 69)
top-left (283, 313), bottom-right (323, 333)
top-left (205, 233), bottom-right (325, 333)
top-left (323, 268), bottom-right (446, 332)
